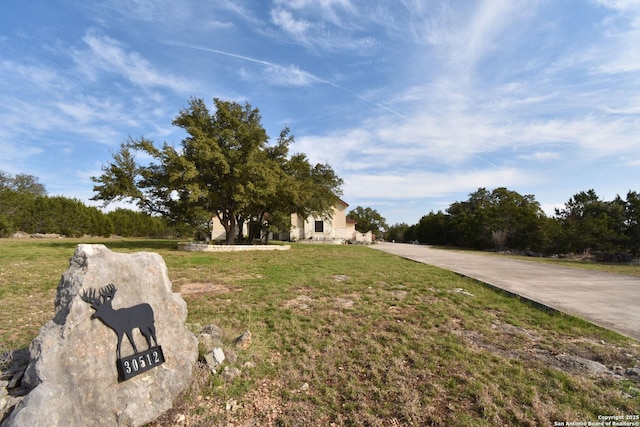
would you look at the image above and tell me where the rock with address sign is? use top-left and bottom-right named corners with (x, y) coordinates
top-left (4, 244), bottom-right (198, 427)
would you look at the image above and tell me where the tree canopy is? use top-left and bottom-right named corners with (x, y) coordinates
top-left (347, 206), bottom-right (388, 236)
top-left (445, 187), bottom-right (544, 250)
top-left (91, 98), bottom-right (343, 243)
top-left (393, 186), bottom-right (639, 256)
top-left (0, 171), bottom-right (47, 196)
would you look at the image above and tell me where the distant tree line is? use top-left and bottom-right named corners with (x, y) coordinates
top-left (386, 187), bottom-right (640, 256)
top-left (0, 171), bottom-right (185, 238)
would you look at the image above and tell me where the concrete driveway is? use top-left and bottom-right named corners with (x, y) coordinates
top-left (372, 242), bottom-right (640, 341)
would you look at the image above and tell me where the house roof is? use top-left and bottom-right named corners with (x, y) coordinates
top-left (337, 198), bottom-right (349, 207)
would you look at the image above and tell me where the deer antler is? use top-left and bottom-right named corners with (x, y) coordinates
top-left (100, 284), bottom-right (117, 301)
top-left (81, 288), bottom-right (101, 307)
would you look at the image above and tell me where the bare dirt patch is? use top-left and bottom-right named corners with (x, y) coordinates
top-left (179, 282), bottom-right (238, 296)
top-left (456, 320), bottom-right (640, 383)
top-left (284, 295), bottom-right (314, 310)
top-left (284, 293), bottom-right (360, 311)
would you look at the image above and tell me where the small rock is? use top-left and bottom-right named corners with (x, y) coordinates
top-left (7, 367), bottom-right (25, 389)
top-left (225, 349), bottom-right (238, 364)
top-left (212, 347), bottom-right (225, 364)
top-left (225, 399), bottom-right (239, 411)
top-left (391, 290), bottom-right (408, 300)
top-left (201, 324), bottom-right (224, 340)
top-left (0, 396), bottom-right (24, 421)
top-left (174, 413), bottom-right (186, 423)
top-left (204, 353), bottom-right (217, 374)
top-left (204, 348), bottom-right (226, 374)
top-left (221, 366), bottom-right (241, 382)
top-left (451, 288), bottom-right (474, 297)
top-left (626, 367), bottom-right (640, 377)
top-left (198, 333), bottom-right (223, 354)
top-left (300, 382), bottom-right (309, 391)
top-left (334, 298), bottom-right (354, 309)
top-left (556, 354), bottom-right (612, 376)
top-left (243, 361), bottom-right (256, 369)
top-left (235, 330), bottom-right (252, 349)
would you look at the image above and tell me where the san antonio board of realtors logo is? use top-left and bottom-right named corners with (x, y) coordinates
top-left (81, 284), bottom-right (165, 381)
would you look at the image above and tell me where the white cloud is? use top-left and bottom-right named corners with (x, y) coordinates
top-left (203, 20), bottom-right (235, 30)
top-left (266, 64), bottom-right (318, 86)
top-left (0, 140), bottom-right (44, 163)
top-left (345, 168), bottom-right (532, 199)
top-left (57, 98), bottom-right (136, 127)
top-left (517, 151), bottom-right (561, 161)
top-left (0, 60), bottom-right (64, 90)
top-left (268, 0), bottom-right (377, 54)
top-left (104, 0), bottom-right (192, 23)
top-left (73, 29), bottom-right (191, 93)
top-left (270, 8), bottom-right (312, 37)
top-left (459, 0), bottom-right (516, 67)
top-left (169, 42), bottom-right (322, 88)
top-left (273, 0), bottom-right (355, 26)
top-left (592, 0), bottom-right (640, 12)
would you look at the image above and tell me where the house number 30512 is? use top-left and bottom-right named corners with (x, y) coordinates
top-left (123, 351), bottom-right (162, 373)
top-left (117, 347), bottom-right (165, 381)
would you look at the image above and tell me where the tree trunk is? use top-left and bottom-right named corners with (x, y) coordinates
top-left (219, 212), bottom-right (236, 245)
top-left (226, 216), bottom-right (236, 245)
top-left (236, 216), bottom-right (245, 242)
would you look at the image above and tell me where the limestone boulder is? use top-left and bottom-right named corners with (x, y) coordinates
top-left (4, 244), bottom-right (198, 427)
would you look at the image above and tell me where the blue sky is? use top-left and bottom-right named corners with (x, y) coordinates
top-left (1, 0), bottom-right (639, 225)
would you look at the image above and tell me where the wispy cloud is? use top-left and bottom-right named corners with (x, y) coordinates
top-left (166, 42), bottom-right (321, 87)
top-left (268, 0), bottom-right (377, 54)
top-left (166, 41), bottom-right (405, 117)
top-left (345, 168), bottom-right (532, 199)
top-left (624, 159), bottom-right (640, 167)
top-left (593, 0), bottom-right (640, 13)
top-left (270, 8), bottom-right (312, 39)
top-left (72, 29), bottom-right (191, 92)
top-left (273, 0), bottom-right (356, 28)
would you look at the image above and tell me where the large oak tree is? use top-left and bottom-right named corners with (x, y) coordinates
top-left (91, 98), bottom-right (343, 244)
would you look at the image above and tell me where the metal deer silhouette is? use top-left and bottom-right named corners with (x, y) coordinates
top-left (81, 284), bottom-right (158, 359)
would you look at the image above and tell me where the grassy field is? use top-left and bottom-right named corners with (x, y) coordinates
top-left (1, 239), bottom-right (639, 426)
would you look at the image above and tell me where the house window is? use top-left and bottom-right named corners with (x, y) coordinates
top-left (314, 221), bottom-right (324, 233)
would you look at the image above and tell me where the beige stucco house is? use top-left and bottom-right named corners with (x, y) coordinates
top-left (287, 199), bottom-right (354, 243)
top-left (210, 199), bottom-right (373, 243)
top-left (209, 217), bottom-right (248, 241)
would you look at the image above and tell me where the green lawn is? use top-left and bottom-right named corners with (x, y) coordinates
top-left (1, 238), bottom-right (639, 426)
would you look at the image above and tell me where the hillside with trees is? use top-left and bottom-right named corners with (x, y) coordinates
top-left (388, 187), bottom-right (640, 257)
